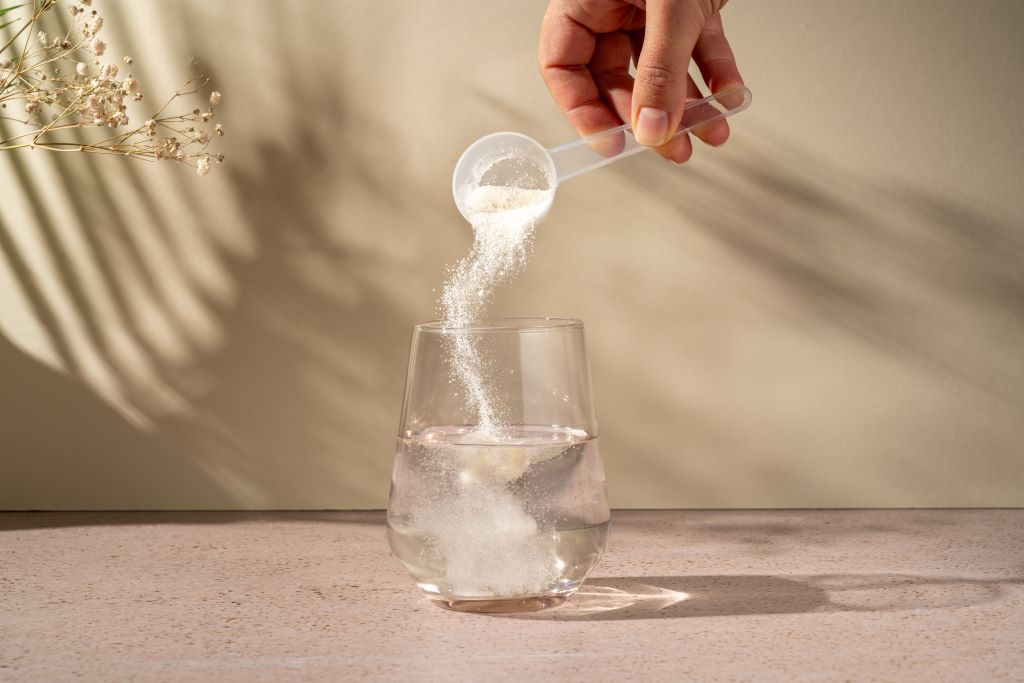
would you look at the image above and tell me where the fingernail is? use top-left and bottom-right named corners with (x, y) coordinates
top-left (635, 107), bottom-right (669, 147)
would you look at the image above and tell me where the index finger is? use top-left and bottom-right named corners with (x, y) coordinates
top-left (538, 1), bottom-right (623, 136)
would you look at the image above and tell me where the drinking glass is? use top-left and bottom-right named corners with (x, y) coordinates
top-left (387, 317), bottom-right (610, 613)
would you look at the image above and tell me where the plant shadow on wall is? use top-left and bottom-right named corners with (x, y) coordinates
top-left (591, 126), bottom-right (1024, 505)
top-left (663, 130), bottom-right (1024, 396)
top-left (0, 5), bottom-right (421, 509)
top-left (3, 1), bottom-right (1023, 510)
top-left (4, 105), bottom-right (1023, 509)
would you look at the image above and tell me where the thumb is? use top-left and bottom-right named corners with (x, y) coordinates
top-left (632, 0), bottom-right (712, 147)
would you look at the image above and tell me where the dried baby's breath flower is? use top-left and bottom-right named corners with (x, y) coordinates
top-left (84, 15), bottom-right (102, 36)
top-left (0, 0), bottom-right (225, 176)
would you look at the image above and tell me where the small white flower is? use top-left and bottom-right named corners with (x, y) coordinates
top-left (123, 56), bottom-right (133, 65)
top-left (76, 62), bottom-right (87, 77)
top-left (122, 76), bottom-right (137, 94)
top-left (25, 101), bottom-right (38, 113)
top-left (196, 156), bottom-right (211, 176)
top-left (214, 123), bottom-right (224, 136)
top-left (38, 31), bottom-right (47, 46)
top-left (209, 91), bottom-right (221, 105)
top-left (90, 38), bottom-right (106, 56)
top-left (85, 16), bottom-right (103, 36)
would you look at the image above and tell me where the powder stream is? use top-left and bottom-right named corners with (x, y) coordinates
top-left (439, 185), bottom-right (554, 437)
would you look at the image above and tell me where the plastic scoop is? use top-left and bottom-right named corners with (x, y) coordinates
top-left (452, 86), bottom-right (752, 221)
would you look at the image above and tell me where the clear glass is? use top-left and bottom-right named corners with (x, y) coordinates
top-left (387, 317), bottom-right (611, 613)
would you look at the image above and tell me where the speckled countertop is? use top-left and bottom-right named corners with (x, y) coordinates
top-left (1, 510), bottom-right (1022, 681)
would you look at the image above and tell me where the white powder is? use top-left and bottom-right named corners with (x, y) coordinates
top-left (414, 442), bottom-right (557, 598)
top-left (410, 431), bottom-right (569, 598)
top-left (423, 174), bottom-right (557, 599)
top-left (440, 183), bottom-right (554, 437)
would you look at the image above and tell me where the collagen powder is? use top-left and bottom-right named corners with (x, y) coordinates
top-left (439, 183), bottom-right (554, 436)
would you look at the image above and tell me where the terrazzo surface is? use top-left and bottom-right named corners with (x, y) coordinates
top-left (1, 510), bottom-right (1022, 682)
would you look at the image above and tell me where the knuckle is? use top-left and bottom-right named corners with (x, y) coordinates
top-left (637, 63), bottom-right (681, 94)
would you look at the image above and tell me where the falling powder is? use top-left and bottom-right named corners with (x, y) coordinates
top-left (415, 170), bottom-right (560, 599)
top-left (440, 183), bottom-right (554, 436)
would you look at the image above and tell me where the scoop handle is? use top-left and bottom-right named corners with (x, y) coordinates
top-left (547, 86), bottom-right (752, 184)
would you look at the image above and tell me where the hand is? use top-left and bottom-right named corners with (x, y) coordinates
top-left (539, 0), bottom-right (742, 163)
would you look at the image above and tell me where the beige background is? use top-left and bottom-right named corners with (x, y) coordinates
top-left (1, 1), bottom-right (1022, 509)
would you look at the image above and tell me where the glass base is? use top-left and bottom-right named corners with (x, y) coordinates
top-left (431, 594), bottom-right (568, 613)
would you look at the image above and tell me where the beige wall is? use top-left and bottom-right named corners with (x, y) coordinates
top-left (1, 1), bottom-right (1022, 509)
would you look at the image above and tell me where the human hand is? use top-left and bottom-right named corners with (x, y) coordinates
top-left (539, 0), bottom-right (742, 163)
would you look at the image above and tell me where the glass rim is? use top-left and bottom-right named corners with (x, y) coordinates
top-left (414, 316), bottom-right (583, 334)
